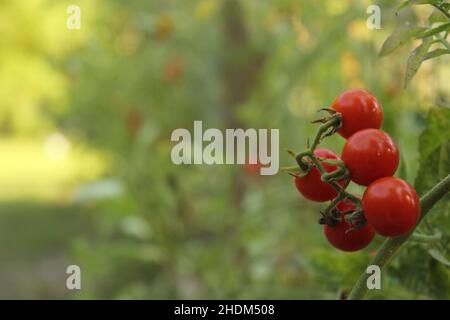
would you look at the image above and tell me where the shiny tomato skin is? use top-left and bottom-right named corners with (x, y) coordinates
top-left (363, 177), bottom-right (420, 237)
top-left (341, 129), bottom-right (399, 186)
top-left (336, 198), bottom-right (356, 213)
top-left (324, 200), bottom-right (375, 252)
top-left (294, 148), bottom-right (348, 202)
top-left (332, 89), bottom-right (383, 139)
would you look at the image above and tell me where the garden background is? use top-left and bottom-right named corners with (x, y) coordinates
top-left (0, 0), bottom-right (449, 299)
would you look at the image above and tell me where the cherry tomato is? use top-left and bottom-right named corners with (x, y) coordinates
top-left (362, 177), bottom-right (420, 237)
top-left (341, 129), bottom-right (399, 186)
top-left (324, 199), bottom-right (375, 252)
top-left (336, 198), bottom-right (357, 213)
top-left (244, 159), bottom-right (263, 176)
top-left (294, 148), bottom-right (348, 202)
top-left (332, 89), bottom-right (383, 139)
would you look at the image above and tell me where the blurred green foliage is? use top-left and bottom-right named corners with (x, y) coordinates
top-left (0, 0), bottom-right (449, 299)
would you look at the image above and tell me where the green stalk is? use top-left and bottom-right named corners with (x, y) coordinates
top-left (432, 4), bottom-right (450, 20)
top-left (347, 173), bottom-right (450, 300)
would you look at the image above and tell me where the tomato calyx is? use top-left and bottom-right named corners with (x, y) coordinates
top-left (319, 197), bottom-right (367, 231)
top-left (319, 207), bottom-right (367, 232)
top-left (310, 108), bottom-right (343, 150)
top-left (342, 208), bottom-right (368, 230)
top-left (289, 150), bottom-right (349, 183)
top-left (319, 212), bottom-right (340, 227)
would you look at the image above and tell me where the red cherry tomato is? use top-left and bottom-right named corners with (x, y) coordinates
top-left (331, 89), bottom-right (383, 139)
top-left (324, 199), bottom-right (375, 252)
top-left (336, 198), bottom-right (357, 213)
top-left (362, 177), bottom-right (420, 237)
top-left (341, 129), bottom-right (399, 186)
top-left (244, 161), bottom-right (262, 176)
top-left (294, 148), bottom-right (348, 202)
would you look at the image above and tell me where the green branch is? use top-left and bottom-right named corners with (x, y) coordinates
top-left (432, 4), bottom-right (450, 20)
top-left (347, 173), bottom-right (450, 300)
top-left (436, 34), bottom-right (450, 51)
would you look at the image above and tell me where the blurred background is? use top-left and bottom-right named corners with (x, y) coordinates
top-left (0, 0), bottom-right (449, 299)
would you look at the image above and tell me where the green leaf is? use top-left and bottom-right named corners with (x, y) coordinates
top-left (404, 37), bottom-right (434, 87)
top-left (428, 10), bottom-right (449, 23)
top-left (420, 22), bottom-right (450, 38)
top-left (396, 0), bottom-right (412, 13)
top-left (414, 109), bottom-right (450, 267)
top-left (412, 0), bottom-right (444, 4)
top-left (422, 48), bottom-right (450, 60)
top-left (394, 245), bottom-right (450, 298)
top-left (380, 25), bottom-right (427, 56)
top-left (428, 248), bottom-right (450, 266)
top-left (415, 142), bottom-right (450, 226)
top-left (415, 108), bottom-right (450, 173)
top-left (399, 0), bottom-right (447, 8)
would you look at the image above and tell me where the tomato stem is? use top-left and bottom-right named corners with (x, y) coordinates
top-left (321, 192), bottom-right (346, 221)
top-left (410, 231), bottom-right (442, 243)
top-left (290, 110), bottom-right (359, 225)
top-left (310, 115), bottom-right (342, 151)
top-left (304, 152), bottom-right (362, 224)
top-left (295, 151), bottom-right (313, 171)
top-left (347, 173), bottom-right (450, 300)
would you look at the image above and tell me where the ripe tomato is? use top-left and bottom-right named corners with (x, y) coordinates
top-left (244, 160), bottom-right (263, 176)
top-left (341, 129), bottom-right (399, 186)
top-left (335, 198), bottom-right (357, 213)
top-left (362, 177), bottom-right (420, 237)
top-left (331, 89), bottom-right (383, 139)
top-left (294, 148), bottom-right (348, 202)
top-left (324, 199), bottom-right (375, 252)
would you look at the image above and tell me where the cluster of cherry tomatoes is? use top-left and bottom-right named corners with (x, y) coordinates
top-left (293, 89), bottom-right (421, 252)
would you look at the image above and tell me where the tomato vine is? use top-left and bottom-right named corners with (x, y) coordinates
top-left (284, 89), bottom-right (450, 299)
top-left (348, 173), bottom-right (450, 299)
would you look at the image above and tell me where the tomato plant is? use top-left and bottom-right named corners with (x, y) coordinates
top-left (346, 0), bottom-right (450, 300)
top-left (285, 80), bottom-right (450, 299)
